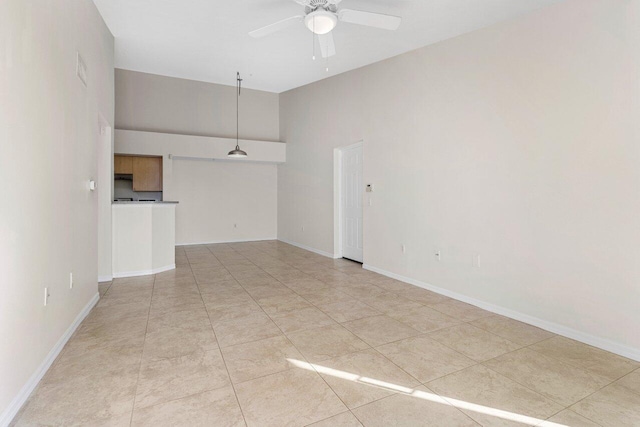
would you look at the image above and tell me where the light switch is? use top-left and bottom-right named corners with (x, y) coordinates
top-left (76, 52), bottom-right (88, 87)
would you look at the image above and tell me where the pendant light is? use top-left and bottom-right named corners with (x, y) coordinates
top-left (228, 71), bottom-right (248, 158)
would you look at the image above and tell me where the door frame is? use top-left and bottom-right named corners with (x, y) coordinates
top-left (333, 140), bottom-right (364, 260)
top-left (97, 113), bottom-right (113, 282)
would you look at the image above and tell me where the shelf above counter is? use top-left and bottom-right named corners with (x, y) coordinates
top-left (115, 129), bottom-right (286, 164)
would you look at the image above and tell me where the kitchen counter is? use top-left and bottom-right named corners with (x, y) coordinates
top-left (113, 201), bottom-right (179, 204)
top-left (112, 202), bottom-right (177, 278)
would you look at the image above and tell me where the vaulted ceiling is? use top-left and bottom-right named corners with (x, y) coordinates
top-left (93, 0), bottom-right (563, 93)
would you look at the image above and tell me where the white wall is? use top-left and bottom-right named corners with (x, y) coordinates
top-left (115, 129), bottom-right (283, 245)
top-left (279, 0), bottom-right (640, 359)
top-left (0, 0), bottom-right (114, 423)
top-left (114, 70), bottom-right (282, 246)
top-left (115, 69), bottom-right (280, 142)
top-left (171, 159), bottom-right (278, 245)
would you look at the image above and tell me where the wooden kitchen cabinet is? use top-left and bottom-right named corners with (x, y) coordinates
top-left (132, 157), bottom-right (163, 192)
top-left (114, 155), bottom-right (133, 174)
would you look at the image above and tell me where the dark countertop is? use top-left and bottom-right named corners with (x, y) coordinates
top-left (112, 201), bottom-right (179, 204)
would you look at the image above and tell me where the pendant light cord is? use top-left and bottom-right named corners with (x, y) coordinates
top-left (236, 71), bottom-right (242, 150)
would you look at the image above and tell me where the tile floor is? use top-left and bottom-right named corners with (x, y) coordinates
top-left (12, 241), bottom-right (640, 426)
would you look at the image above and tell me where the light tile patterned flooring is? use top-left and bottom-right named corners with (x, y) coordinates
top-left (13, 241), bottom-right (640, 426)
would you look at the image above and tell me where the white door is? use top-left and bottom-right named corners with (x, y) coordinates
top-left (342, 144), bottom-right (363, 262)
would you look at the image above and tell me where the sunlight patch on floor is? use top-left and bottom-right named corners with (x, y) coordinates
top-left (287, 358), bottom-right (567, 427)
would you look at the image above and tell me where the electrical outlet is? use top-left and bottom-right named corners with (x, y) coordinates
top-left (435, 250), bottom-right (442, 262)
top-left (44, 288), bottom-right (50, 306)
top-left (69, 272), bottom-right (73, 289)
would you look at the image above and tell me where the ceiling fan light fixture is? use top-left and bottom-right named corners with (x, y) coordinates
top-left (305, 10), bottom-right (337, 35)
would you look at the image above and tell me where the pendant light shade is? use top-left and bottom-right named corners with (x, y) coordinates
top-left (228, 146), bottom-right (247, 158)
top-left (229, 71), bottom-right (248, 158)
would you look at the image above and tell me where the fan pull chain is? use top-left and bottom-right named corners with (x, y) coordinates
top-left (325, 35), bottom-right (329, 72)
top-left (312, 17), bottom-right (316, 60)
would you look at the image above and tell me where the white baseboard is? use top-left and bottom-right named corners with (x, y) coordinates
top-left (0, 292), bottom-right (100, 427)
top-left (176, 237), bottom-right (277, 246)
top-left (98, 275), bottom-right (112, 283)
top-left (112, 264), bottom-right (175, 279)
top-left (363, 264), bottom-right (640, 362)
top-left (278, 238), bottom-right (339, 259)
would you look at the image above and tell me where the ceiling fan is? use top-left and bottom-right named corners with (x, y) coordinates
top-left (249, 0), bottom-right (402, 59)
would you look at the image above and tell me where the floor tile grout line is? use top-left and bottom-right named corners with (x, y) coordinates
top-left (317, 267), bottom-right (640, 420)
top-left (369, 343), bottom-right (463, 385)
top-left (195, 247), bottom-right (250, 427)
top-left (519, 335), bottom-right (640, 384)
top-left (130, 385), bottom-right (238, 418)
top-left (466, 318), bottom-right (557, 347)
top-left (473, 336), bottom-right (612, 412)
top-left (362, 339), bottom-right (569, 427)
top-left (300, 410), bottom-right (355, 427)
top-left (323, 262), bottom-right (639, 388)
top-left (232, 254), bottom-right (444, 346)
top-left (549, 365), bottom-right (639, 426)
top-left (540, 406), bottom-right (604, 427)
top-left (228, 246), bottom-right (486, 424)
top-left (345, 387), bottom-right (482, 426)
top-left (172, 242), bottom-right (637, 427)
top-left (424, 359), bottom-right (571, 423)
top-left (215, 329), bottom-right (294, 351)
top-left (204, 243), bottom-right (616, 426)
top-left (204, 244), bottom-right (625, 364)
top-left (127, 273), bottom-right (156, 427)
top-left (424, 384), bottom-right (486, 427)
top-left (224, 247), bottom-right (357, 418)
top-left (488, 335), bottom-right (640, 411)
top-left (289, 256), bottom-right (639, 416)
top-left (209, 245), bottom-right (505, 404)
top-left (417, 383), bottom-right (500, 427)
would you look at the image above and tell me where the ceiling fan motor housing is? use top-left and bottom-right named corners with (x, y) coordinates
top-left (305, 0), bottom-right (338, 14)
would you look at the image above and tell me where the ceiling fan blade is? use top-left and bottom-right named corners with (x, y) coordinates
top-left (318, 32), bottom-right (336, 58)
top-left (249, 15), bottom-right (303, 38)
top-left (338, 9), bottom-right (401, 31)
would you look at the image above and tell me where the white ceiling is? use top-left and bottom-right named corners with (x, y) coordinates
top-left (93, 0), bottom-right (563, 93)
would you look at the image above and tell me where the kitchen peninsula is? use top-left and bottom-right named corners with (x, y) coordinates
top-left (112, 201), bottom-right (178, 278)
